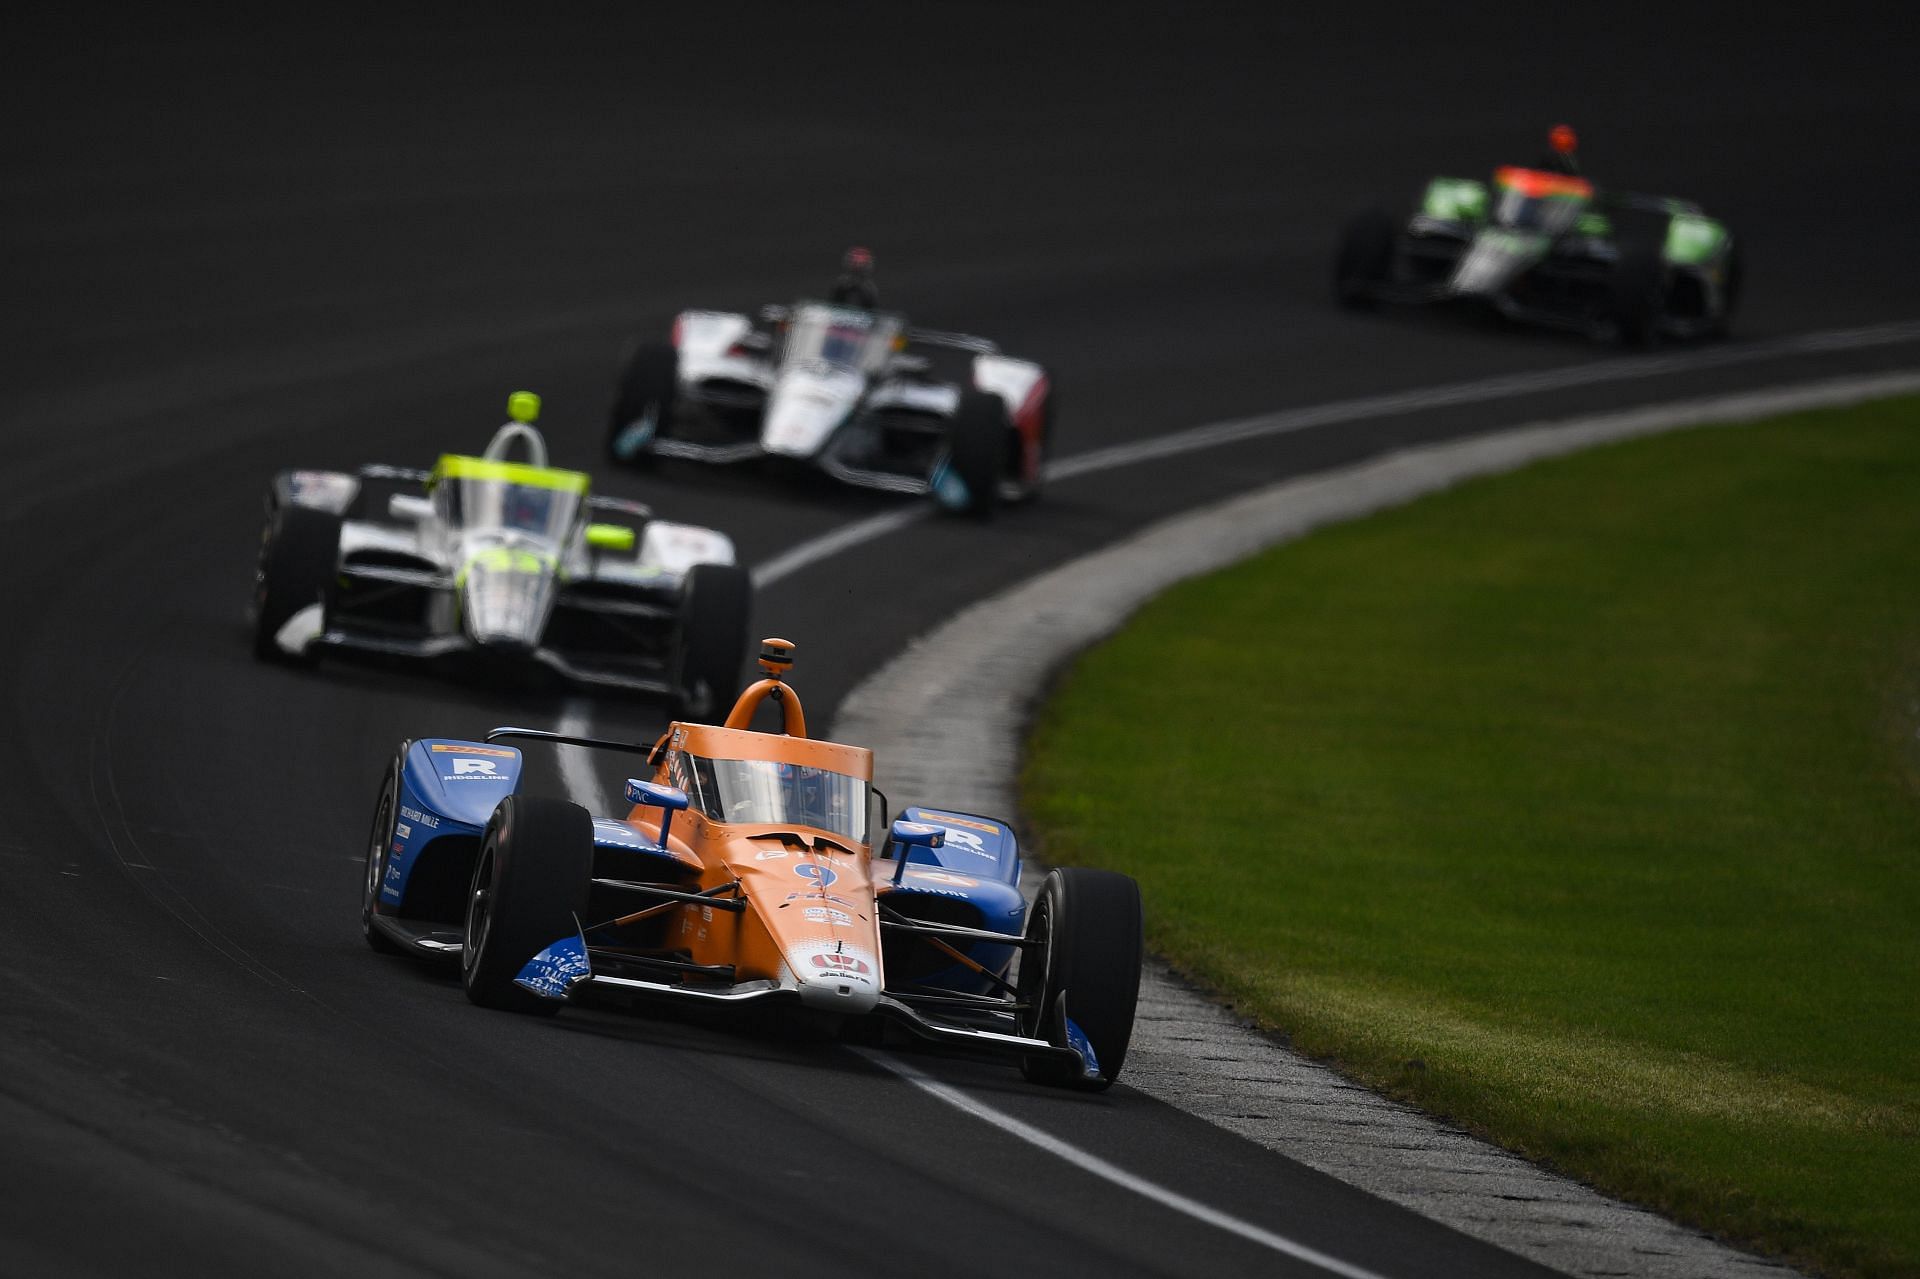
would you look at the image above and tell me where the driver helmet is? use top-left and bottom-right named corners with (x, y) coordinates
top-left (830, 246), bottom-right (878, 310)
top-left (778, 762), bottom-right (837, 827)
top-left (1542, 124), bottom-right (1580, 175)
top-left (502, 484), bottom-right (553, 532)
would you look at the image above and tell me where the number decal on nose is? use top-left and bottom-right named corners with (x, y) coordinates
top-left (794, 863), bottom-right (838, 887)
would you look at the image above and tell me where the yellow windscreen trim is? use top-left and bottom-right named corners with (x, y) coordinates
top-left (432, 454), bottom-right (590, 494)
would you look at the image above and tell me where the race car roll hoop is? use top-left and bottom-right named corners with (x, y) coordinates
top-left (721, 637), bottom-right (808, 736)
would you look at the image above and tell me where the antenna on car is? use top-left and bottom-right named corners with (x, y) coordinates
top-left (723, 638), bottom-right (808, 736)
top-left (759, 638), bottom-right (795, 679)
top-left (484, 391), bottom-right (549, 467)
top-left (760, 639), bottom-right (796, 726)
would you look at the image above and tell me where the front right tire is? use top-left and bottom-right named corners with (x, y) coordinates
top-left (1609, 243), bottom-right (1669, 349)
top-left (1018, 867), bottom-right (1144, 1090)
top-left (1001, 388), bottom-right (1053, 506)
top-left (1711, 243), bottom-right (1744, 340)
top-left (944, 389), bottom-right (1010, 519)
top-left (674, 561), bottom-right (752, 719)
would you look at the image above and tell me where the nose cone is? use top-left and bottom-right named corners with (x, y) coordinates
top-left (788, 941), bottom-right (880, 1015)
top-left (461, 558), bottom-right (554, 648)
top-left (1450, 236), bottom-right (1518, 298)
top-left (472, 634), bottom-right (534, 656)
top-left (763, 370), bottom-right (859, 457)
top-left (796, 976), bottom-right (880, 1015)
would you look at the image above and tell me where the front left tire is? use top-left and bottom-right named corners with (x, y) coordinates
top-left (607, 342), bottom-right (678, 467)
top-left (1335, 209), bottom-right (1397, 308)
top-left (252, 504), bottom-right (340, 663)
top-left (461, 795), bottom-right (594, 1015)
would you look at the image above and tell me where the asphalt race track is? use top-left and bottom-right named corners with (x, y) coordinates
top-left (5, 7), bottom-right (1916, 1276)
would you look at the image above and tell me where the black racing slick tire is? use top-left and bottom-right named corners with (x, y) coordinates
top-left (1017, 867), bottom-right (1144, 1091)
top-left (461, 795), bottom-right (593, 1016)
top-left (1003, 388), bottom-right (1052, 506)
top-left (674, 562), bottom-right (752, 719)
top-left (252, 503), bottom-right (340, 664)
top-left (606, 341), bottom-right (678, 467)
top-left (361, 753), bottom-right (406, 954)
top-left (1712, 243), bottom-right (1744, 340)
top-left (944, 390), bottom-right (1009, 519)
top-left (1335, 209), bottom-right (1396, 308)
top-left (1609, 243), bottom-right (1669, 349)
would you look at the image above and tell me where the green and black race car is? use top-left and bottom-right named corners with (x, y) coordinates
top-left (1335, 144), bottom-right (1740, 347)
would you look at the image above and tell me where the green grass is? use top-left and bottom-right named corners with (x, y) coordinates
top-left (1025, 396), bottom-right (1920, 1279)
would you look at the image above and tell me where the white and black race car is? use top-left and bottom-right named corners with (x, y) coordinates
top-left (252, 393), bottom-right (750, 710)
top-left (605, 301), bottom-right (1052, 516)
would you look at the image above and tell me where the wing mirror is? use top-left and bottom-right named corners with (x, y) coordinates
top-left (625, 779), bottom-right (689, 845)
top-left (586, 523), bottom-right (636, 552)
top-left (388, 493), bottom-right (435, 522)
top-left (887, 819), bottom-right (944, 884)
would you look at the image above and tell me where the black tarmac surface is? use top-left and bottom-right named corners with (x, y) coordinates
top-left (4, 6), bottom-right (1915, 1276)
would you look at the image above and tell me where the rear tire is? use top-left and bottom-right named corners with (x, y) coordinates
top-left (1711, 243), bottom-right (1743, 339)
top-left (1018, 867), bottom-right (1143, 1091)
top-left (943, 390), bottom-right (1009, 519)
top-left (675, 562), bottom-right (752, 719)
top-left (461, 795), bottom-right (593, 1015)
top-left (1003, 388), bottom-right (1052, 505)
top-left (1609, 243), bottom-right (1669, 349)
top-left (252, 504), bottom-right (340, 664)
top-left (607, 342), bottom-right (678, 467)
top-left (1335, 209), bottom-right (1397, 308)
top-left (361, 754), bottom-right (406, 954)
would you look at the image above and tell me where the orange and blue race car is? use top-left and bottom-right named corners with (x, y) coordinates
top-left (360, 638), bottom-right (1143, 1089)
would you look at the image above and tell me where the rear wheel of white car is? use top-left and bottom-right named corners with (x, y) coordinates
top-left (945, 390), bottom-right (1009, 519)
top-left (607, 342), bottom-right (678, 467)
top-left (1335, 209), bottom-right (1397, 308)
top-left (252, 504), bottom-right (340, 664)
top-left (462, 795), bottom-right (593, 1016)
top-left (361, 754), bottom-right (406, 954)
top-left (675, 562), bottom-right (752, 719)
top-left (1002, 389), bottom-right (1052, 505)
top-left (1018, 867), bottom-right (1143, 1091)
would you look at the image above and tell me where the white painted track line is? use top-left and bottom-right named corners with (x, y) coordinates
top-left (831, 373), bottom-right (1920, 1279)
top-left (752, 318), bottom-right (1920, 590)
top-left (554, 698), bottom-right (610, 813)
top-left (1047, 318), bottom-right (1920, 480)
top-left (751, 504), bottom-right (927, 590)
top-left (856, 1051), bottom-right (1399, 1279)
top-left (561, 350), bottom-right (1920, 1278)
